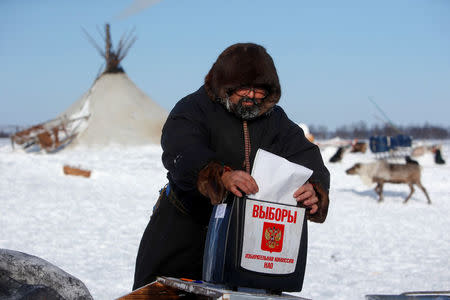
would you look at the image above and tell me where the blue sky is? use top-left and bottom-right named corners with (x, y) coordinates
top-left (1, 0), bottom-right (449, 130)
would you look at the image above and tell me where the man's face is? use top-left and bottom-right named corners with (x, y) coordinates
top-left (227, 87), bottom-right (267, 120)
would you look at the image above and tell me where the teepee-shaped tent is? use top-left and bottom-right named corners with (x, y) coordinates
top-left (12, 24), bottom-right (167, 152)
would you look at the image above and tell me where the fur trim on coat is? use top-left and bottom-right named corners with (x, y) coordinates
top-left (197, 161), bottom-right (227, 205)
top-left (308, 182), bottom-right (329, 223)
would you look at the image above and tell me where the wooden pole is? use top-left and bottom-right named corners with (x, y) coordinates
top-left (105, 24), bottom-right (111, 70)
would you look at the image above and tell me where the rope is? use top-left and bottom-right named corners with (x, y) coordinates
top-left (242, 120), bottom-right (251, 173)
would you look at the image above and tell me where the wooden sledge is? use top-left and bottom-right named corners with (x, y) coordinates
top-left (117, 277), bottom-right (310, 300)
top-left (10, 115), bottom-right (88, 153)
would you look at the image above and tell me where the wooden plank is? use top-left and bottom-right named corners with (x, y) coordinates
top-left (116, 282), bottom-right (186, 300)
top-left (157, 277), bottom-right (222, 298)
top-left (117, 278), bottom-right (311, 300)
top-left (157, 277), bottom-right (310, 300)
top-left (63, 165), bottom-right (91, 178)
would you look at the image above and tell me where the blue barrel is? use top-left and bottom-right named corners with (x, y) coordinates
top-left (370, 136), bottom-right (390, 153)
top-left (396, 134), bottom-right (412, 147)
top-left (389, 136), bottom-right (399, 150)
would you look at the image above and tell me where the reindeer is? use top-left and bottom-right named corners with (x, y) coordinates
top-left (345, 161), bottom-right (431, 204)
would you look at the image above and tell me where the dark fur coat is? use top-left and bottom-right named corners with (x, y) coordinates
top-left (161, 86), bottom-right (330, 224)
top-left (134, 44), bottom-right (330, 289)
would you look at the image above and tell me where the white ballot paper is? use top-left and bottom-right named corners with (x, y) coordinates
top-left (250, 149), bottom-right (313, 206)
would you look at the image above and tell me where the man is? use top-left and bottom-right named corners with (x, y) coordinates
top-left (133, 43), bottom-right (330, 290)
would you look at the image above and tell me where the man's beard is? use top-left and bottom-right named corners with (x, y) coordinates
top-left (221, 97), bottom-right (261, 120)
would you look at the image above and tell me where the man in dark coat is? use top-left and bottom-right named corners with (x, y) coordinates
top-left (133, 43), bottom-right (330, 290)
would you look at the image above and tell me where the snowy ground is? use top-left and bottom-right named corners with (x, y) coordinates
top-left (1, 138), bottom-right (449, 299)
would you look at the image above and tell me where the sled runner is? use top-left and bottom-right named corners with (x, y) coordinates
top-left (10, 115), bottom-right (88, 153)
top-left (366, 291), bottom-right (450, 299)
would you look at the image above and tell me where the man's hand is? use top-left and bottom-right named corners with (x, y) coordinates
top-left (293, 182), bottom-right (319, 214)
top-left (221, 170), bottom-right (259, 197)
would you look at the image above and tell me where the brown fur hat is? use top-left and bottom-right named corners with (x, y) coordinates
top-left (205, 43), bottom-right (281, 113)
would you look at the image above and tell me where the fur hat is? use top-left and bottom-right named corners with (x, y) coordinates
top-left (204, 43), bottom-right (281, 112)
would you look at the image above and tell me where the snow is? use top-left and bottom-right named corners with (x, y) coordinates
top-left (1, 138), bottom-right (449, 299)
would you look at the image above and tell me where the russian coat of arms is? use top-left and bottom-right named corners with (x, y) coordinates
top-left (261, 222), bottom-right (284, 252)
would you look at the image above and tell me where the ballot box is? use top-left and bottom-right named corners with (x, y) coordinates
top-left (203, 195), bottom-right (307, 293)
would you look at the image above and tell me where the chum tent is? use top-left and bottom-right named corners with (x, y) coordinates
top-left (11, 24), bottom-right (168, 152)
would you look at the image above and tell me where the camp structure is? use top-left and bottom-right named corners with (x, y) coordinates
top-left (11, 24), bottom-right (168, 153)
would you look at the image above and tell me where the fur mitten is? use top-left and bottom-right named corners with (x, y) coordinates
top-left (197, 162), bottom-right (228, 205)
top-left (307, 182), bottom-right (329, 223)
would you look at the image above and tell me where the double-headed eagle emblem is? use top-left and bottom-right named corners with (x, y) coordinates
top-left (264, 226), bottom-right (282, 249)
